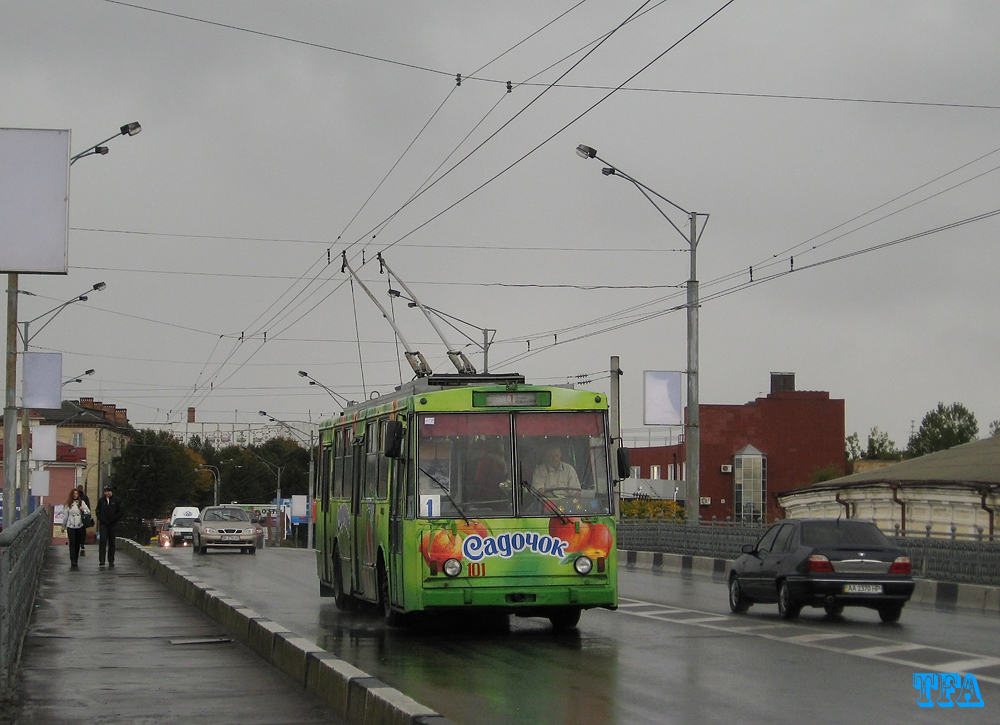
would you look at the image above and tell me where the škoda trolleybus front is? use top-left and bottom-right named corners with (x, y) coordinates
top-left (316, 375), bottom-right (625, 629)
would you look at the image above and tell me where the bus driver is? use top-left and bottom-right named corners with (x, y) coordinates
top-left (532, 443), bottom-right (581, 497)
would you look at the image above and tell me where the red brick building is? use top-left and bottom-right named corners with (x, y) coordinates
top-left (629, 373), bottom-right (845, 523)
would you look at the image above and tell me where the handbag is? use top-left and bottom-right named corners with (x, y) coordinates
top-left (81, 511), bottom-right (95, 528)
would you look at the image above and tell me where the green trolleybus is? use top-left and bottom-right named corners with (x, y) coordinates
top-left (315, 373), bottom-right (627, 628)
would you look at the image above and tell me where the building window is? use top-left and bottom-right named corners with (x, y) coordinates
top-left (733, 445), bottom-right (766, 523)
top-left (72, 432), bottom-right (84, 447)
top-left (649, 464), bottom-right (661, 479)
top-left (630, 465), bottom-right (641, 479)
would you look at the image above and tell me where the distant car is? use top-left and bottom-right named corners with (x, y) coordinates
top-left (157, 521), bottom-right (172, 547)
top-left (169, 517), bottom-right (197, 548)
top-left (191, 506), bottom-right (258, 554)
top-left (728, 518), bottom-right (915, 623)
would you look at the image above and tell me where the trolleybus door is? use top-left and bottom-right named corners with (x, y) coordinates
top-left (350, 432), bottom-right (367, 598)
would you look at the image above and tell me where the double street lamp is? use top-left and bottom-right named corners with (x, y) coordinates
top-left (576, 144), bottom-right (707, 524)
top-left (70, 122), bottom-right (141, 165)
top-left (13, 283), bottom-right (105, 522)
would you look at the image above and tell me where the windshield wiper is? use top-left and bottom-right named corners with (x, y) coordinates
top-left (419, 467), bottom-right (470, 524)
top-left (520, 480), bottom-right (569, 525)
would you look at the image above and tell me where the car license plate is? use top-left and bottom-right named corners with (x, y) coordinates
top-left (221, 535), bottom-right (241, 541)
top-left (844, 584), bottom-right (882, 594)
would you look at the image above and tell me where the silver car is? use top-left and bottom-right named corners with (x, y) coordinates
top-left (191, 506), bottom-right (257, 554)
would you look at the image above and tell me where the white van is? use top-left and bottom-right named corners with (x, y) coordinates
top-left (168, 506), bottom-right (201, 547)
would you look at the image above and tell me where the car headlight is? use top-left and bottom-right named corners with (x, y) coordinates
top-left (204, 527), bottom-right (217, 534)
top-left (442, 558), bottom-right (462, 578)
top-left (573, 555), bottom-right (593, 575)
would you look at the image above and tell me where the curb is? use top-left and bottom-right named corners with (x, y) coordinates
top-left (121, 540), bottom-right (454, 725)
top-left (621, 549), bottom-right (1000, 615)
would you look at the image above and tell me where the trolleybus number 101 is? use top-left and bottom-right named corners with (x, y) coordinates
top-left (467, 562), bottom-right (487, 577)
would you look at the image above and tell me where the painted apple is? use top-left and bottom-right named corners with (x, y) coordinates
top-left (456, 519), bottom-right (488, 539)
top-left (419, 529), bottom-right (463, 569)
top-left (580, 523), bottom-right (612, 559)
top-left (549, 517), bottom-right (592, 553)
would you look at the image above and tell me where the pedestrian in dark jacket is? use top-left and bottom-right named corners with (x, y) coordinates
top-left (61, 488), bottom-right (91, 568)
top-left (76, 485), bottom-right (91, 557)
top-left (96, 484), bottom-right (124, 568)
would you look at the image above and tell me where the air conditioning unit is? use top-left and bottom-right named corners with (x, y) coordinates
top-left (720, 464), bottom-right (733, 473)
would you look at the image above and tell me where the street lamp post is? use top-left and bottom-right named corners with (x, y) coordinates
top-left (297, 370), bottom-right (354, 409)
top-left (576, 144), bottom-right (707, 525)
top-left (244, 447), bottom-right (284, 545)
top-left (259, 410), bottom-right (315, 549)
top-left (196, 465), bottom-right (220, 506)
top-left (17, 283), bottom-right (106, 520)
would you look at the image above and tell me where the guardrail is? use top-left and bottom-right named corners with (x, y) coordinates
top-left (617, 518), bottom-right (1000, 587)
top-left (0, 507), bottom-right (51, 698)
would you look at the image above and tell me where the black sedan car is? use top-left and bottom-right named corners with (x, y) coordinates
top-left (728, 518), bottom-right (915, 623)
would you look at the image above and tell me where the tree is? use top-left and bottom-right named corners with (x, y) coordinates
top-left (907, 402), bottom-right (978, 458)
top-left (990, 420), bottom-right (1000, 437)
top-left (865, 427), bottom-right (900, 461)
top-left (845, 432), bottom-right (862, 461)
top-left (110, 430), bottom-right (205, 541)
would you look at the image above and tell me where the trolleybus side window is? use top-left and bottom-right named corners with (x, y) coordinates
top-left (364, 422), bottom-right (379, 499)
top-left (332, 429), bottom-right (344, 499)
top-left (342, 430), bottom-right (354, 502)
top-left (515, 411), bottom-right (612, 517)
top-left (377, 418), bottom-right (390, 500)
top-left (320, 440), bottom-right (333, 511)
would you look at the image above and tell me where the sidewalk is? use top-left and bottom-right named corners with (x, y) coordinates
top-left (4, 545), bottom-right (348, 724)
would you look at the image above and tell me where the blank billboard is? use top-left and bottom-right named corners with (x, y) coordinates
top-left (0, 128), bottom-right (70, 274)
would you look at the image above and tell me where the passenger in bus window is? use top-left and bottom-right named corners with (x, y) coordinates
top-left (466, 440), bottom-right (510, 503)
top-left (532, 443), bottom-right (581, 497)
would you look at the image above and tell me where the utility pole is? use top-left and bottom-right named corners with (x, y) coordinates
top-left (686, 212), bottom-right (700, 525)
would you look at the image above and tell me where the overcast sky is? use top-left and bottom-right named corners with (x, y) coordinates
top-left (3, 0), bottom-right (999, 451)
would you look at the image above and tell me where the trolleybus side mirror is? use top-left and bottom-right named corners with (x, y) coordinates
top-left (617, 447), bottom-right (631, 479)
top-left (384, 420), bottom-right (405, 459)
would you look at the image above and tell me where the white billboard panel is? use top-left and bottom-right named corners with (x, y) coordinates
top-left (0, 128), bottom-right (70, 274)
top-left (24, 352), bottom-right (63, 409)
top-left (31, 425), bottom-right (58, 461)
top-left (643, 370), bottom-right (683, 426)
top-left (30, 469), bottom-right (51, 497)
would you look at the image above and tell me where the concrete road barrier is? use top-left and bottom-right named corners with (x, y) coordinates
top-left (121, 540), bottom-right (455, 725)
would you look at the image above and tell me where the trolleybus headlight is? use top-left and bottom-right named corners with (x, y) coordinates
top-left (573, 555), bottom-right (593, 575)
top-left (443, 558), bottom-right (463, 577)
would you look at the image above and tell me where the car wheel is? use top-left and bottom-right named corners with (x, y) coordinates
top-left (548, 607), bottom-right (582, 630)
top-left (777, 581), bottom-right (800, 620)
top-left (824, 603), bottom-right (844, 617)
top-left (200, 545), bottom-right (209, 555)
top-left (878, 603), bottom-right (903, 623)
top-left (728, 575), bottom-right (751, 614)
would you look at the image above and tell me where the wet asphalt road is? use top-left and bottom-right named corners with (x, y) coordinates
top-left (165, 545), bottom-right (1000, 724)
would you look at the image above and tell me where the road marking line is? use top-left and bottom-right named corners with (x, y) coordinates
top-left (847, 642), bottom-right (926, 657)
top-left (616, 597), bottom-right (999, 685)
top-left (782, 632), bottom-right (854, 644)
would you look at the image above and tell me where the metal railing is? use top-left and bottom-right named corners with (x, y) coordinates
top-left (0, 507), bottom-right (50, 698)
top-left (617, 517), bottom-right (1000, 587)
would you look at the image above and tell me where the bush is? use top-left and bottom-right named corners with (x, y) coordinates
top-left (619, 499), bottom-right (686, 521)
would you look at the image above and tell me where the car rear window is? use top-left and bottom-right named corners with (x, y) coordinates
top-left (800, 521), bottom-right (890, 547)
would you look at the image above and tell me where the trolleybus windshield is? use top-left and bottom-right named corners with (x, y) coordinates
top-left (416, 411), bottom-right (611, 518)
